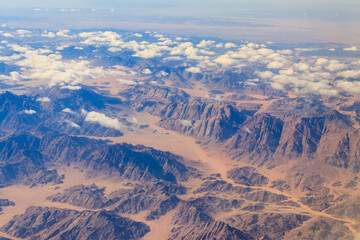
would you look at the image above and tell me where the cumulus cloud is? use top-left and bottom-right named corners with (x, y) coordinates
top-left (61, 85), bottom-right (82, 90)
top-left (62, 108), bottom-right (75, 114)
top-left (185, 67), bottom-right (201, 73)
top-left (315, 58), bottom-right (328, 66)
top-left (16, 29), bottom-right (31, 37)
top-left (293, 63), bottom-right (309, 72)
top-left (336, 80), bottom-right (360, 94)
top-left (5, 44), bottom-right (109, 87)
top-left (85, 111), bottom-right (122, 130)
top-left (36, 97), bottom-right (51, 102)
top-left (224, 43), bottom-right (237, 48)
top-left (157, 71), bottom-right (168, 77)
top-left (0, 71), bottom-right (22, 81)
top-left (134, 33), bottom-right (143, 37)
top-left (56, 29), bottom-right (72, 37)
top-left (179, 119), bottom-right (192, 127)
top-left (257, 48), bottom-right (274, 56)
top-left (24, 109), bottom-right (36, 114)
top-left (65, 119), bottom-right (80, 128)
top-left (133, 49), bottom-right (163, 58)
top-left (326, 60), bottom-right (346, 71)
top-left (270, 74), bottom-right (338, 96)
top-left (129, 117), bottom-right (139, 125)
top-left (141, 68), bottom-right (152, 75)
top-left (248, 55), bottom-right (262, 62)
top-left (3, 33), bottom-right (14, 38)
top-left (214, 54), bottom-right (236, 66)
top-left (277, 49), bottom-right (293, 55)
top-left (337, 70), bottom-right (360, 79)
top-left (267, 61), bottom-right (284, 69)
top-left (117, 78), bottom-right (138, 85)
top-left (279, 68), bottom-right (294, 76)
top-left (196, 40), bottom-right (215, 48)
top-left (343, 46), bottom-right (358, 51)
top-left (257, 71), bottom-right (274, 79)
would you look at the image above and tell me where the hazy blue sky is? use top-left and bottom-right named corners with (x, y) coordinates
top-left (0, 0), bottom-right (359, 43)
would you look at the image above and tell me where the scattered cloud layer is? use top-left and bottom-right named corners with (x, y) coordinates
top-left (0, 28), bottom-right (359, 97)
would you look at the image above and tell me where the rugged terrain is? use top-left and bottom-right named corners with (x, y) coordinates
top-left (0, 29), bottom-right (360, 239)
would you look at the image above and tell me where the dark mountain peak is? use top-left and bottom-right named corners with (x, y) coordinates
top-left (121, 84), bottom-right (190, 103)
top-left (323, 109), bottom-right (353, 129)
top-left (40, 85), bottom-right (121, 110)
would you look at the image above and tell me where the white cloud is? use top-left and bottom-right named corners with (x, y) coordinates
top-left (337, 70), bottom-right (360, 79)
top-left (61, 85), bottom-right (82, 90)
top-left (267, 61), bottom-right (284, 69)
top-left (199, 49), bottom-right (215, 55)
top-left (16, 29), bottom-right (31, 37)
top-left (336, 80), bottom-right (360, 94)
top-left (196, 40), bottom-right (215, 48)
top-left (343, 46), bottom-right (358, 51)
top-left (133, 49), bottom-right (163, 58)
top-left (244, 127), bottom-right (252, 134)
top-left (24, 109), bottom-right (36, 114)
top-left (248, 55), bottom-right (262, 62)
top-left (179, 119), bottom-right (192, 127)
top-left (277, 49), bottom-right (293, 55)
top-left (271, 74), bottom-right (338, 96)
top-left (326, 60), bottom-right (346, 71)
top-left (134, 33), bottom-right (143, 37)
top-left (85, 111), bottom-right (122, 130)
top-left (62, 108), bottom-right (75, 114)
top-left (214, 54), bottom-right (236, 66)
top-left (36, 97), bottom-right (51, 102)
top-left (186, 67), bottom-right (201, 73)
top-left (6, 44), bottom-right (108, 87)
top-left (3, 33), bottom-right (14, 38)
top-left (157, 71), bottom-right (168, 77)
top-left (141, 68), bottom-right (152, 75)
top-left (56, 29), bottom-right (72, 37)
top-left (294, 63), bottom-right (309, 71)
top-left (154, 34), bottom-right (164, 38)
top-left (0, 71), bottom-right (22, 81)
top-left (257, 48), bottom-right (274, 56)
top-left (129, 117), bottom-right (139, 125)
top-left (257, 71), bottom-right (274, 79)
top-left (117, 78), bottom-right (137, 85)
top-left (65, 119), bottom-right (80, 128)
top-left (315, 58), bottom-right (328, 66)
top-left (224, 43), bottom-right (237, 48)
top-left (279, 68), bottom-right (294, 76)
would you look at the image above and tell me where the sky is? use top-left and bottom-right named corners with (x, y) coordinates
top-left (0, 0), bottom-right (359, 43)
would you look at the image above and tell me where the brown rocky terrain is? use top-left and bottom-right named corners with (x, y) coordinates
top-left (2, 75), bottom-right (360, 240)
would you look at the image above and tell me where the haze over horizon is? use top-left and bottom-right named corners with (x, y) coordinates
top-left (0, 0), bottom-right (360, 43)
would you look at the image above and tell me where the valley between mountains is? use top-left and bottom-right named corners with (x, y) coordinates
top-left (1, 77), bottom-right (360, 239)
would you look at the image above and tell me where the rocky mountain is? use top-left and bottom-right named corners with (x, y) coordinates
top-left (0, 88), bottom-right (123, 137)
top-left (1, 74), bottom-right (360, 239)
top-left (0, 131), bottom-right (190, 187)
top-left (1, 206), bottom-right (150, 240)
top-left (158, 99), bottom-right (248, 141)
